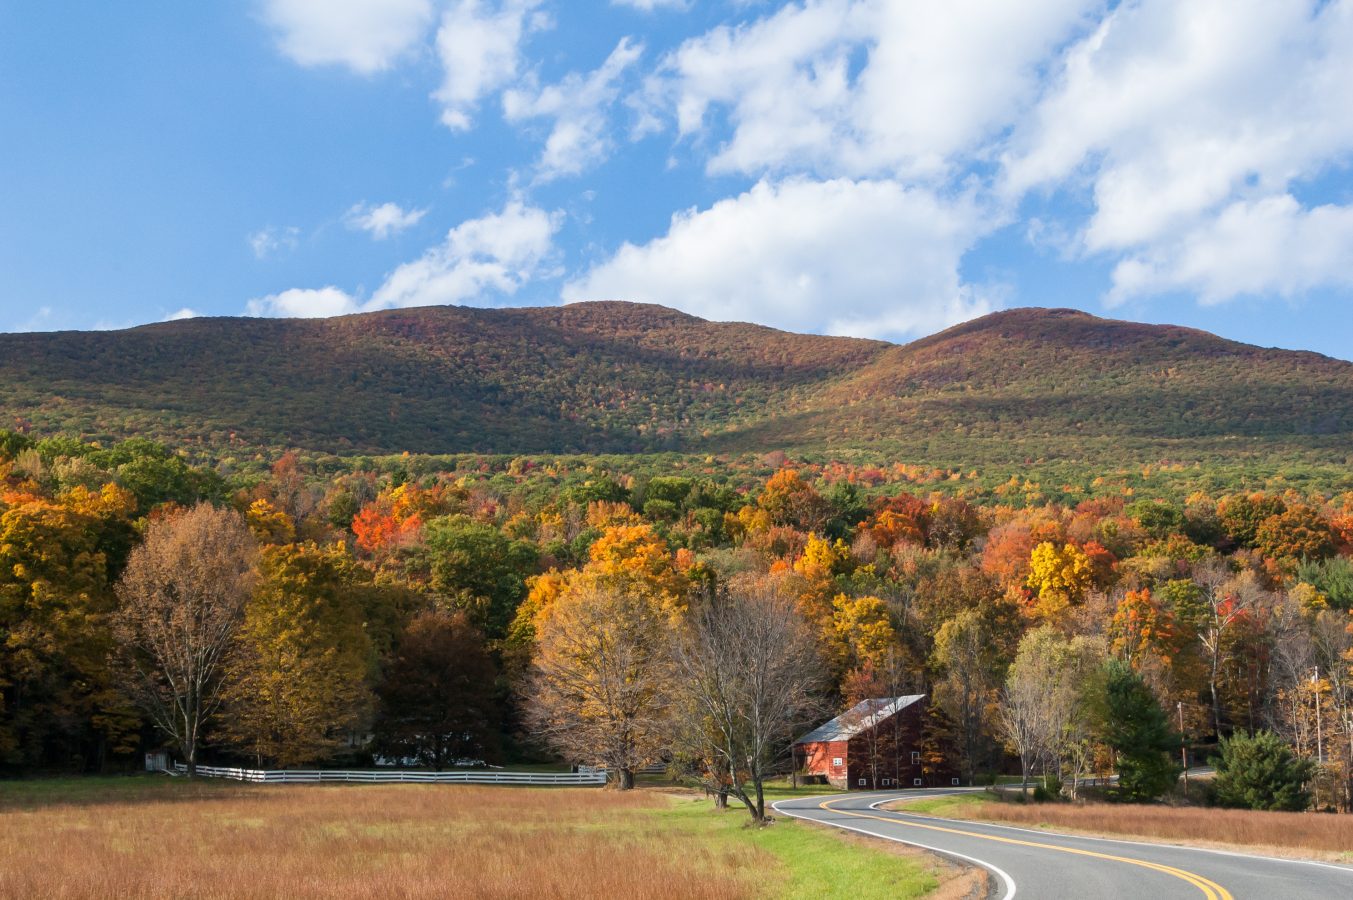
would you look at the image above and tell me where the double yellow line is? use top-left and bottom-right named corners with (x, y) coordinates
top-left (818, 796), bottom-right (1234, 900)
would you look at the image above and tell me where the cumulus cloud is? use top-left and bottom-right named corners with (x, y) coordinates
top-left (434, 0), bottom-right (544, 130)
top-left (164, 308), bottom-right (201, 322)
top-left (344, 202), bottom-right (428, 239)
top-left (564, 177), bottom-right (997, 339)
top-left (246, 286), bottom-right (359, 319)
top-left (645, 0), bottom-right (1096, 180)
top-left (1004, 0), bottom-right (1353, 302)
top-left (260, 0), bottom-right (435, 74)
top-left (248, 226), bottom-right (299, 260)
top-left (503, 37), bottom-right (644, 180)
top-left (251, 0), bottom-right (1353, 330)
top-left (248, 200), bottom-right (561, 318)
top-left (1108, 195), bottom-right (1353, 305)
top-left (371, 199), bottom-right (560, 308)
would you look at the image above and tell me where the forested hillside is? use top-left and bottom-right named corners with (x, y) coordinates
top-left (0, 302), bottom-right (881, 455)
top-left (5, 433), bottom-right (1353, 815)
top-left (3, 303), bottom-right (1351, 472)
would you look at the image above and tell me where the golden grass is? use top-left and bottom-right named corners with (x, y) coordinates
top-left (890, 794), bottom-right (1353, 860)
top-left (0, 780), bottom-right (753, 899)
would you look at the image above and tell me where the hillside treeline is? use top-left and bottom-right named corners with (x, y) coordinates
top-left (2, 433), bottom-right (1352, 810)
top-left (3, 304), bottom-right (1353, 477)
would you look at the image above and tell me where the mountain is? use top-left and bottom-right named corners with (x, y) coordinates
top-left (2, 303), bottom-right (1351, 468)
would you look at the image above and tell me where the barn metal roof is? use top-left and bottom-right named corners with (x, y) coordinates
top-left (793, 695), bottom-right (926, 744)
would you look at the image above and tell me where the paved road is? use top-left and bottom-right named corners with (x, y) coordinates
top-left (772, 789), bottom-right (1353, 899)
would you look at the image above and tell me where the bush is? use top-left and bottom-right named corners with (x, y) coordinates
top-left (1210, 730), bottom-right (1316, 812)
top-left (1032, 774), bottom-right (1061, 802)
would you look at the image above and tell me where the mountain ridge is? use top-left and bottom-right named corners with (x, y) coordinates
top-left (2, 302), bottom-right (1350, 468)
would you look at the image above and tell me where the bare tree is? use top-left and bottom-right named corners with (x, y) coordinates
top-left (1194, 562), bottom-right (1265, 738)
top-left (112, 504), bottom-right (256, 775)
top-left (525, 582), bottom-right (675, 790)
top-left (1312, 610), bottom-right (1353, 810)
top-left (671, 580), bottom-right (824, 823)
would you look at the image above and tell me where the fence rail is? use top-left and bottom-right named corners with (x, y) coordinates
top-left (174, 763), bottom-right (607, 786)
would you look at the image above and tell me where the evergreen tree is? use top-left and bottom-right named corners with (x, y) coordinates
top-left (1095, 659), bottom-right (1180, 802)
top-left (1210, 730), bottom-right (1316, 811)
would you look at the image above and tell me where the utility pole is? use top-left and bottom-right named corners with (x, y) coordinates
top-left (1313, 667), bottom-right (1323, 765)
top-left (1178, 701), bottom-right (1188, 791)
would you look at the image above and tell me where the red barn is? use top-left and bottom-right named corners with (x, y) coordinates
top-left (794, 695), bottom-right (953, 790)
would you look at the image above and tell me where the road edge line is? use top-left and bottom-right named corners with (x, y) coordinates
top-left (867, 798), bottom-right (1353, 876)
top-left (770, 799), bottom-right (1017, 900)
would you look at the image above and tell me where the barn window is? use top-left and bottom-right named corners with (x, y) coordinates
top-left (911, 751), bottom-right (920, 764)
top-left (952, 778), bottom-right (960, 786)
top-left (858, 778), bottom-right (866, 786)
top-left (913, 778), bottom-right (922, 786)
top-left (832, 757), bottom-right (842, 767)
top-left (881, 778), bottom-right (890, 786)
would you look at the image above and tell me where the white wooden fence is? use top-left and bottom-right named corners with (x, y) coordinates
top-left (173, 763), bottom-right (607, 786)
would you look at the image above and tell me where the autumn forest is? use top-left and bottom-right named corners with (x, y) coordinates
top-left (3, 410), bottom-right (1353, 811)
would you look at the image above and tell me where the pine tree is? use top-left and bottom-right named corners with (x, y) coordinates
top-left (1095, 659), bottom-right (1180, 802)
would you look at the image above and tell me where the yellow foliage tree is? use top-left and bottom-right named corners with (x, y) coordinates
top-left (831, 594), bottom-right (897, 671)
top-left (582, 523), bottom-right (688, 619)
top-left (223, 542), bottom-right (374, 767)
top-left (526, 581), bottom-right (677, 789)
top-left (1026, 541), bottom-right (1094, 619)
top-left (246, 498), bottom-right (296, 545)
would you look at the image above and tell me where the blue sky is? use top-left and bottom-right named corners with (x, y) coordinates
top-left (2, 1), bottom-right (1352, 360)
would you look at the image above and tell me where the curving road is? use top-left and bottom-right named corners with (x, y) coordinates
top-left (772, 789), bottom-right (1353, 899)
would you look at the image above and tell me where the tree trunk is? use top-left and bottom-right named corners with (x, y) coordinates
top-left (615, 768), bottom-right (635, 790)
top-left (1210, 656), bottom-right (1223, 739)
top-left (714, 787), bottom-right (728, 809)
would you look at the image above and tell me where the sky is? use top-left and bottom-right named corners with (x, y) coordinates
top-left (2, 1), bottom-right (1352, 359)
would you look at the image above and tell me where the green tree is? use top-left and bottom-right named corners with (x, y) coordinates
top-left (419, 515), bottom-right (538, 640)
top-left (1126, 500), bottom-right (1184, 540)
top-left (1210, 730), bottom-right (1316, 811)
top-left (1094, 659), bottom-right (1180, 802)
top-left (1296, 557), bottom-right (1353, 610)
top-left (0, 431), bottom-right (30, 460)
top-left (1218, 494), bottom-right (1285, 548)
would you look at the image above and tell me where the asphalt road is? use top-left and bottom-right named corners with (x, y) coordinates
top-left (772, 788), bottom-right (1353, 899)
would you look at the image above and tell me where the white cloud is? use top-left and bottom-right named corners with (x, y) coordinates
top-left (246, 286), bottom-right (359, 318)
top-left (564, 177), bottom-right (996, 339)
top-left (612, 0), bottom-right (688, 10)
top-left (503, 38), bottom-right (644, 180)
top-left (1003, 0), bottom-right (1353, 302)
top-left (1108, 195), bottom-right (1353, 305)
top-left (646, 0), bottom-right (1096, 180)
top-left (434, 0), bottom-right (544, 130)
top-left (371, 199), bottom-right (560, 308)
top-left (248, 226), bottom-right (299, 260)
top-left (344, 202), bottom-right (428, 239)
top-left (260, 0), bottom-right (435, 74)
top-left (248, 200), bottom-right (561, 318)
top-left (164, 308), bottom-right (200, 321)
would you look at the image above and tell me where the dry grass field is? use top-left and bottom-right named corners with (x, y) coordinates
top-left (893, 793), bottom-right (1353, 861)
top-left (0, 778), bottom-right (955, 900)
